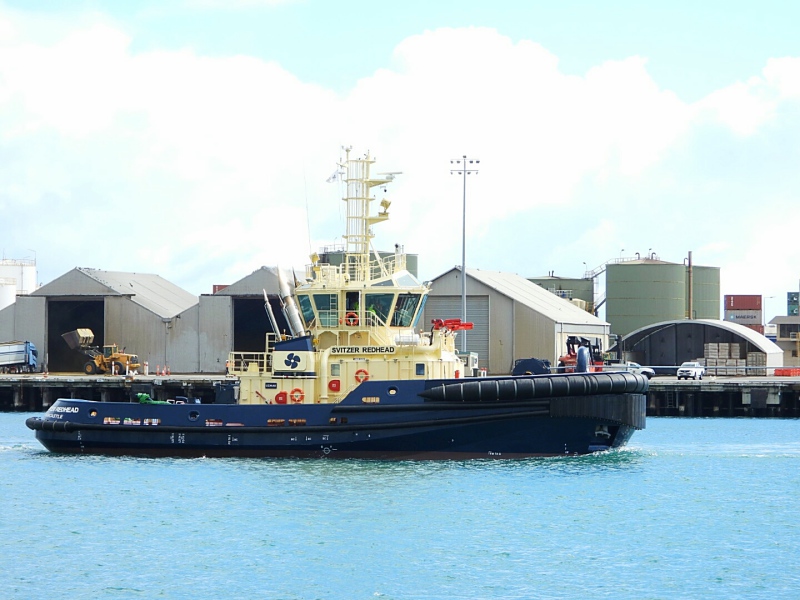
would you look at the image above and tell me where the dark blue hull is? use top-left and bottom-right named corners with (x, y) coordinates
top-left (27, 373), bottom-right (647, 458)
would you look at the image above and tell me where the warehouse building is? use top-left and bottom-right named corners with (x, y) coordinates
top-left (0, 266), bottom-right (296, 374)
top-left (425, 268), bottom-right (610, 374)
top-left (767, 316), bottom-right (800, 367)
top-left (612, 319), bottom-right (783, 372)
top-left (0, 268), bottom-right (199, 372)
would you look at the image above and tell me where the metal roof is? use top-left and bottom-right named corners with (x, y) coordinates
top-left (81, 269), bottom-right (197, 317)
top-left (465, 268), bottom-right (607, 326)
top-left (34, 268), bottom-right (198, 318)
top-left (216, 266), bottom-right (282, 296)
top-left (621, 319), bottom-right (783, 357)
top-left (768, 316), bottom-right (800, 325)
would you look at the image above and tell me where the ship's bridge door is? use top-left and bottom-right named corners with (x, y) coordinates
top-left (345, 291), bottom-right (360, 313)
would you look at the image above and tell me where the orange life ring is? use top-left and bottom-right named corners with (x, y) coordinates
top-left (355, 369), bottom-right (369, 383)
top-left (345, 312), bottom-right (359, 326)
top-left (289, 388), bottom-right (305, 403)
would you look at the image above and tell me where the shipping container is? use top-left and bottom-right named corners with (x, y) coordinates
top-left (724, 294), bottom-right (762, 310)
top-left (744, 324), bottom-right (765, 335)
top-left (724, 309), bottom-right (762, 325)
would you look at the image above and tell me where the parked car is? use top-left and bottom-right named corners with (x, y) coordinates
top-left (677, 361), bottom-right (705, 380)
top-left (610, 361), bottom-right (655, 379)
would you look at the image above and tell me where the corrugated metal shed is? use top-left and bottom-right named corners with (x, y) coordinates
top-left (32, 268), bottom-right (197, 317)
top-left (428, 268), bottom-right (609, 373)
top-left (616, 319), bottom-right (783, 368)
top-left (467, 269), bottom-right (605, 328)
top-left (213, 266), bottom-right (283, 296)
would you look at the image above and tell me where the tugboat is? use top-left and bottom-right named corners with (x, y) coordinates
top-left (27, 148), bottom-right (647, 458)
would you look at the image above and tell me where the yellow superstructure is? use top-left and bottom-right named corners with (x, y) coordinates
top-left (229, 148), bottom-right (470, 405)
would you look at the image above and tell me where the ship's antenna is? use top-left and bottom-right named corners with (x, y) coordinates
top-left (340, 148), bottom-right (399, 283)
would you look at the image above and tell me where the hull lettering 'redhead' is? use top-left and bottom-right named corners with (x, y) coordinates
top-left (330, 346), bottom-right (397, 355)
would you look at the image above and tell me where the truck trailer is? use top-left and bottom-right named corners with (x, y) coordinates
top-left (0, 340), bottom-right (38, 373)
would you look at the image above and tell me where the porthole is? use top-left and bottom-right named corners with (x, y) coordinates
top-left (388, 386), bottom-right (398, 395)
top-left (89, 409), bottom-right (98, 418)
top-left (188, 410), bottom-right (200, 422)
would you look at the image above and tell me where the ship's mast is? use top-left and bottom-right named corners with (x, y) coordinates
top-left (341, 147), bottom-right (399, 283)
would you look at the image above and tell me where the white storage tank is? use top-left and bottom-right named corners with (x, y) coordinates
top-left (0, 259), bottom-right (37, 294)
top-left (0, 277), bottom-right (16, 311)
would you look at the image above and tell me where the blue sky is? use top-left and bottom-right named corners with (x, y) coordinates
top-left (1, 0), bottom-right (799, 322)
top-left (11, 0), bottom-right (795, 100)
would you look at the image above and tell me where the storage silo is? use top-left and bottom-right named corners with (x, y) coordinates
top-left (606, 261), bottom-right (686, 337)
top-left (0, 277), bottom-right (16, 311)
top-left (690, 265), bottom-right (721, 320)
top-left (0, 259), bottom-right (37, 294)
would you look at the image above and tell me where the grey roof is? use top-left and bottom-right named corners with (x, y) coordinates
top-left (215, 266), bottom-right (282, 296)
top-left (83, 269), bottom-right (197, 317)
top-left (768, 316), bottom-right (800, 324)
top-left (622, 319), bottom-right (783, 357)
top-left (34, 268), bottom-right (197, 318)
top-left (466, 268), bottom-right (607, 326)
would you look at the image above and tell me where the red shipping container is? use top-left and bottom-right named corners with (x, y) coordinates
top-left (724, 294), bottom-right (762, 310)
top-left (744, 324), bottom-right (765, 334)
top-left (212, 284), bottom-right (229, 294)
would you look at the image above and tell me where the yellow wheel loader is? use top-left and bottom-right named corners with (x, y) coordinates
top-left (61, 328), bottom-right (141, 375)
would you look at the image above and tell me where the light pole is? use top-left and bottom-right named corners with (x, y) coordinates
top-left (450, 155), bottom-right (480, 353)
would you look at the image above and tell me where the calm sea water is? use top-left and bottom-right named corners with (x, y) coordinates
top-left (1, 414), bottom-right (799, 600)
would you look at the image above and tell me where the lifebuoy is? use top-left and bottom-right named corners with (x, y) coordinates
top-left (355, 369), bottom-right (369, 383)
top-left (289, 388), bottom-right (305, 403)
top-left (345, 312), bottom-right (359, 326)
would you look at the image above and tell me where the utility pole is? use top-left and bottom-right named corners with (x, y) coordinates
top-left (450, 155), bottom-right (480, 353)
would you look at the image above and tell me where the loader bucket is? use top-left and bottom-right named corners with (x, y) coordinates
top-left (61, 328), bottom-right (95, 350)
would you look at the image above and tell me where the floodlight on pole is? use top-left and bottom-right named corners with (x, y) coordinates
top-left (450, 155), bottom-right (480, 353)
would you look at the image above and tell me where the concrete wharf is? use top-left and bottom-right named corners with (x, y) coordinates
top-left (2, 373), bottom-right (800, 416)
top-left (0, 372), bottom-right (231, 412)
top-left (647, 375), bottom-right (800, 417)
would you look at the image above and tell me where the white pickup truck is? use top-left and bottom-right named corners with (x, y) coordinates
top-left (677, 361), bottom-right (705, 380)
top-left (610, 361), bottom-right (655, 379)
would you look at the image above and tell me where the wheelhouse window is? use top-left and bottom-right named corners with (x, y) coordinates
top-left (391, 294), bottom-right (421, 327)
top-left (297, 294), bottom-right (315, 327)
top-left (313, 294), bottom-right (339, 327)
top-left (364, 293), bottom-right (394, 325)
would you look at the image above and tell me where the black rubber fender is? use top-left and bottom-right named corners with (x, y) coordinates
top-left (420, 371), bottom-right (648, 402)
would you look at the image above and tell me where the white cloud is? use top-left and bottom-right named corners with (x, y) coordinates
top-left (691, 58), bottom-right (800, 136)
top-left (1, 15), bottom-right (799, 324)
top-left (763, 57), bottom-right (800, 98)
